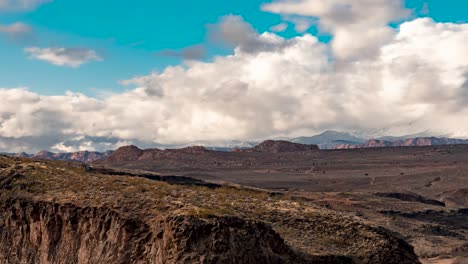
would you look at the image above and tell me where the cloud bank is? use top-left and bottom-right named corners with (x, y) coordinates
top-left (2, 1), bottom-right (468, 152)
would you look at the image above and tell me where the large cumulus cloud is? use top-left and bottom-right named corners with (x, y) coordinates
top-left (2, 13), bottom-right (468, 152)
top-left (262, 0), bottom-right (410, 60)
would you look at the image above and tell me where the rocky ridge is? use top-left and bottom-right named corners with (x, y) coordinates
top-left (97, 140), bottom-right (320, 165)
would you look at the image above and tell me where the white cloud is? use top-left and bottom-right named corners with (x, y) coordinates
top-left (262, 0), bottom-right (410, 60)
top-left (2, 16), bottom-right (468, 152)
top-left (270, 22), bottom-right (288, 32)
top-left (0, 22), bottom-right (33, 42)
top-left (24, 47), bottom-right (103, 68)
top-left (0, 0), bottom-right (51, 11)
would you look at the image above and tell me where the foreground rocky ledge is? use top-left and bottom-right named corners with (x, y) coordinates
top-left (0, 198), bottom-right (354, 264)
top-left (0, 156), bottom-right (420, 264)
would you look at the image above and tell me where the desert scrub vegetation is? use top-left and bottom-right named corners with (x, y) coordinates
top-left (0, 157), bottom-right (291, 222)
top-left (1, 156), bottom-right (326, 240)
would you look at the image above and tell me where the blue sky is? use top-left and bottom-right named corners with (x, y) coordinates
top-left (1, 0), bottom-right (463, 96)
top-left (1, 0), bottom-right (284, 95)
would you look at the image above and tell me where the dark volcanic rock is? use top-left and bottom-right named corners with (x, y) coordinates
top-left (89, 167), bottom-right (222, 189)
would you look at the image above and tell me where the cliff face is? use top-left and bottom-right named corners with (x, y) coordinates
top-left (0, 199), bottom-right (349, 264)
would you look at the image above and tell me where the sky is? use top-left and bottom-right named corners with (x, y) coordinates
top-left (1, 0), bottom-right (468, 153)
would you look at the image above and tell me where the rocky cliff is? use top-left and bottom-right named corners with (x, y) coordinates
top-left (0, 198), bottom-right (334, 264)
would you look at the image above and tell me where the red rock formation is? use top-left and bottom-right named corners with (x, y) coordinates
top-left (100, 145), bottom-right (144, 163)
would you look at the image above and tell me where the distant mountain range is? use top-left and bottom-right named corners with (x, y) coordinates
top-left (94, 140), bottom-right (321, 166)
top-left (290, 130), bottom-right (366, 149)
top-left (334, 137), bottom-right (468, 149)
top-left (2, 131), bottom-right (468, 162)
